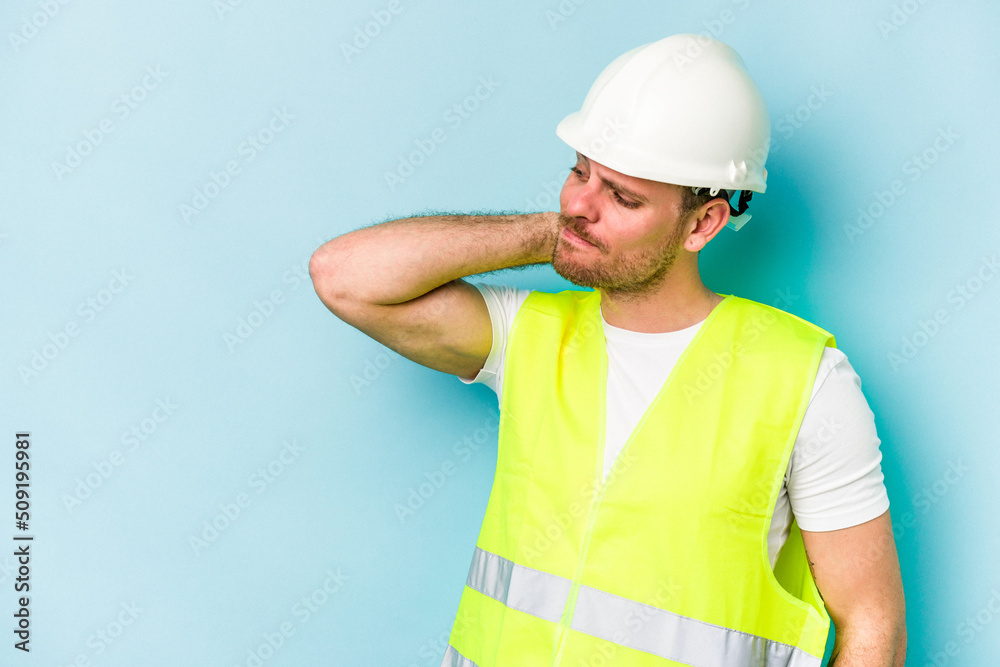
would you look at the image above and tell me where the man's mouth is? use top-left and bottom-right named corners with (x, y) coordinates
top-left (562, 226), bottom-right (598, 249)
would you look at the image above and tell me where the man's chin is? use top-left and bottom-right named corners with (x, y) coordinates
top-left (552, 257), bottom-right (599, 289)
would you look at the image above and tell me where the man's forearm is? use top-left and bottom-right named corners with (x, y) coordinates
top-left (310, 211), bottom-right (560, 306)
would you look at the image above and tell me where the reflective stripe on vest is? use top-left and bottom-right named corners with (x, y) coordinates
top-left (466, 544), bottom-right (570, 624)
top-left (445, 290), bottom-right (836, 666)
top-left (442, 644), bottom-right (479, 667)
top-left (460, 546), bottom-right (822, 667)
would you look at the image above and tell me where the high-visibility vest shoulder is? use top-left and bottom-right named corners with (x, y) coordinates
top-left (445, 289), bottom-right (837, 667)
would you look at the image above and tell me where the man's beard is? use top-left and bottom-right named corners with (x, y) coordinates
top-left (550, 213), bottom-right (687, 296)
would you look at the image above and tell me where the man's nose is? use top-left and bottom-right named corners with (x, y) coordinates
top-left (563, 180), bottom-right (599, 220)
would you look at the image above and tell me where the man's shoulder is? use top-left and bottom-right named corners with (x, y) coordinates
top-left (728, 294), bottom-right (836, 344)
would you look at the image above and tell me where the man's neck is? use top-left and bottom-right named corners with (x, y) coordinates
top-left (599, 277), bottom-right (725, 334)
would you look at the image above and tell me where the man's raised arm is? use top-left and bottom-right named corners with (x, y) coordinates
top-left (308, 211), bottom-right (560, 380)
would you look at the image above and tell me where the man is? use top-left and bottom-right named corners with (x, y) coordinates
top-left (310, 34), bottom-right (906, 666)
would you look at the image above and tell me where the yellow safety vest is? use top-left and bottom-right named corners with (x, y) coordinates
top-left (444, 289), bottom-right (836, 666)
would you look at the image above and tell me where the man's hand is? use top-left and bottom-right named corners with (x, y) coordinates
top-left (801, 510), bottom-right (907, 666)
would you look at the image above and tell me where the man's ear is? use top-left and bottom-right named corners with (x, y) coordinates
top-left (684, 199), bottom-right (730, 252)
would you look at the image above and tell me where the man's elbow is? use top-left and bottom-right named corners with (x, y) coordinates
top-left (308, 245), bottom-right (328, 289)
top-left (309, 243), bottom-right (349, 308)
top-left (876, 615), bottom-right (907, 667)
top-left (833, 607), bottom-right (907, 666)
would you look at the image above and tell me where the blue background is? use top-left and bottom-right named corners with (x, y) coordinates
top-left (1, 0), bottom-right (997, 665)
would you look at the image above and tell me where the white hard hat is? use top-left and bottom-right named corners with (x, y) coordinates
top-left (555, 34), bottom-right (771, 230)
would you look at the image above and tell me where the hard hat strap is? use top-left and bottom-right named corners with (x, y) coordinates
top-left (733, 189), bottom-right (753, 216)
top-left (692, 188), bottom-right (754, 217)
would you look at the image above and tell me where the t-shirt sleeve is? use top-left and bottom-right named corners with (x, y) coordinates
top-left (456, 282), bottom-right (533, 397)
top-left (787, 348), bottom-right (891, 532)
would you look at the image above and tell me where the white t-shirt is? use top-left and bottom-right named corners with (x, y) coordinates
top-left (458, 283), bottom-right (890, 569)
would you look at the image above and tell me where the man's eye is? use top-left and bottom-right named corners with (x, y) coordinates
top-left (614, 192), bottom-right (640, 209)
top-left (570, 167), bottom-right (639, 208)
